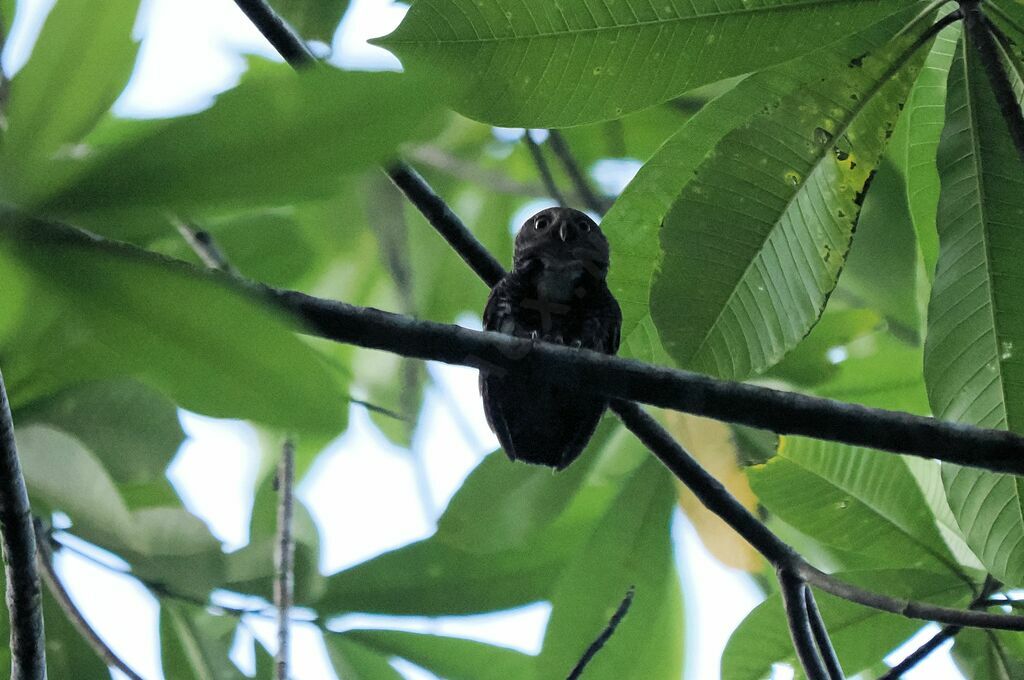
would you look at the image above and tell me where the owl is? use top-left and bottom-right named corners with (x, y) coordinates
top-left (479, 207), bottom-right (622, 469)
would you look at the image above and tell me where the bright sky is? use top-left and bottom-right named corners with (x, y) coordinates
top-left (5, 1), bottom-right (963, 678)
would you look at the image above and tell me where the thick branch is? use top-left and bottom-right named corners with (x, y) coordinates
top-left (778, 570), bottom-right (830, 680)
top-left (565, 586), bottom-right (634, 680)
top-left (34, 523), bottom-right (141, 680)
top-left (271, 289), bottom-right (1024, 476)
top-left (0, 366), bottom-right (45, 680)
top-left (274, 439), bottom-right (295, 680)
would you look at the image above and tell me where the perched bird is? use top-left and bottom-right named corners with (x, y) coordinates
top-left (479, 207), bottom-right (622, 469)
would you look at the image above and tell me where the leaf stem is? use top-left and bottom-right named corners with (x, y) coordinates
top-left (778, 570), bottom-right (830, 680)
top-left (804, 585), bottom-right (845, 680)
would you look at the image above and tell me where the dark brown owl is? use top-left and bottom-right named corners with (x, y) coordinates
top-left (479, 207), bottom-right (622, 469)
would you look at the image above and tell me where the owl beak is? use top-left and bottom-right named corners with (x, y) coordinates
top-left (559, 221), bottom-right (571, 242)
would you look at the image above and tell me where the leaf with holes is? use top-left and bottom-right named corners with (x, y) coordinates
top-left (650, 8), bottom-right (930, 379)
top-left (372, 0), bottom-right (918, 127)
top-left (924, 34), bottom-right (1024, 586)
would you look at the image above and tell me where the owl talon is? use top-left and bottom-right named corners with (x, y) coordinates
top-left (530, 330), bottom-right (539, 340)
top-left (571, 339), bottom-right (583, 349)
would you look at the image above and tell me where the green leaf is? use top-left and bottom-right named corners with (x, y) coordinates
top-left (373, 0), bottom-right (917, 127)
top-left (952, 627), bottom-right (1024, 680)
top-left (535, 459), bottom-right (682, 680)
top-left (924, 35), bottom-right (1024, 586)
top-left (15, 378), bottom-right (184, 484)
top-left (0, 216), bottom-right (348, 434)
top-left (41, 582), bottom-right (110, 678)
top-left (33, 67), bottom-right (442, 234)
top-left (651, 8), bottom-right (928, 379)
top-left (327, 637), bottom-right (405, 680)
top-left (0, 0), bottom-right (141, 195)
top-left (767, 309), bottom-right (882, 387)
top-left (344, 630), bottom-right (533, 680)
top-left (888, 20), bottom-right (961, 281)
top-left (270, 0), bottom-right (350, 43)
top-left (161, 601), bottom-right (246, 680)
top-left (722, 569), bottom-right (969, 680)
top-left (988, 0), bottom-right (1024, 49)
top-left (749, 437), bottom-right (966, 578)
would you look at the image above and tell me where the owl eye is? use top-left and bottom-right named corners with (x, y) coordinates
top-left (534, 216), bottom-right (550, 230)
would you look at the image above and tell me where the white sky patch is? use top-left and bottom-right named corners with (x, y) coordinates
top-left (592, 158), bottom-right (642, 195)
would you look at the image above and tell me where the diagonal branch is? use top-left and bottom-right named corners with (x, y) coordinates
top-left (0, 365), bottom-right (46, 680)
top-left (523, 131), bottom-right (568, 206)
top-left (34, 521), bottom-right (142, 680)
top-left (546, 130), bottom-right (609, 214)
top-left (804, 585), bottom-right (845, 680)
top-left (232, 0), bottom-right (315, 69)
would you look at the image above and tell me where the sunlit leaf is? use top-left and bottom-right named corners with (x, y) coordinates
top-left (327, 637), bottom-right (405, 680)
top-left (161, 601), bottom-right (246, 680)
top-left (373, 0), bottom-right (917, 127)
top-left (749, 437), bottom-right (966, 578)
top-left (651, 9), bottom-right (928, 379)
top-left (344, 629), bottom-right (533, 680)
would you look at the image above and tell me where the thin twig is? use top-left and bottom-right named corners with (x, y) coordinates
top-left (778, 570), bottom-right (830, 680)
top-left (231, 0), bottom-right (315, 69)
top-left (565, 586), bottom-right (635, 680)
top-left (0, 366), bottom-right (46, 680)
top-left (406, 146), bottom-right (556, 198)
top-left (34, 521), bottom-right (143, 680)
top-left (879, 575), bottom-right (1003, 678)
top-left (274, 439), bottom-right (295, 680)
top-left (964, 1), bottom-right (1024, 164)
top-left (546, 130), bottom-right (609, 214)
top-left (804, 585), bottom-right (844, 679)
top-left (523, 131), bottom-right (568, 206)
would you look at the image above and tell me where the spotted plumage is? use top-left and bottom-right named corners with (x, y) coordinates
top-left (479, 207), bottom-right (622, 469)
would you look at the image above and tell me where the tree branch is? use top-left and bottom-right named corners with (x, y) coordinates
top-left (274, 439), bottom-right (295, 680)
top-left (231, 0), bottom-right (315, 69)
top-left (546, 130), bottom-right (609, 214)
top-left (0, 366), bottom-right (46, 680)
top-left (964, 1), bottom-right (1024, 164)
top-left (34, 521), bottom-right (142, 680)
top-left (270, 288), bottom-right (1024, 476)
top-left (384, 163), bottom-right (507, 287)
top-left (778, 570), bottom-right (830, 680)
top-left (804, 585), bottom-right (845, 680)
top-left (523, 131), bottom-right (568, 206)
top-left (565, 586), bottom-right (635, 680)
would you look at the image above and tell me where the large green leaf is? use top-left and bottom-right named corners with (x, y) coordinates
top-left (373, 0), bottom-right (916, 127)
top-left (0, 216), bottom-right (348, 434)
top-left (30, 67), bottom-right (441, 236)
top-left (651, 9), bottom-right (928, 379)
top-left (925, 35), bottom-right (1024, 586)
top-left (343, 630), bottom-right (533, 680)
top-left (748, 437), bottom-right (966, 578)
top-left (15, 378), bottom-right (184, 484)
top-left (888, 20), bottom-right (961, 281)
top-left (0, 0), bottom-right (141, 194)
top-left (952, 628), bottom-right (1024, 680)
top-left (327, 637), bottom-right (406, 680)
top-left (722, 569), bottom-right (969, 680)
top-left (269, 0), bottom-right (350, 43)
top-left (534, 458), bottom-right (682, 680)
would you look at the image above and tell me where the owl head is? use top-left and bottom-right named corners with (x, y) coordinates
top-left (512, 207), bottom-right (610, 275)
